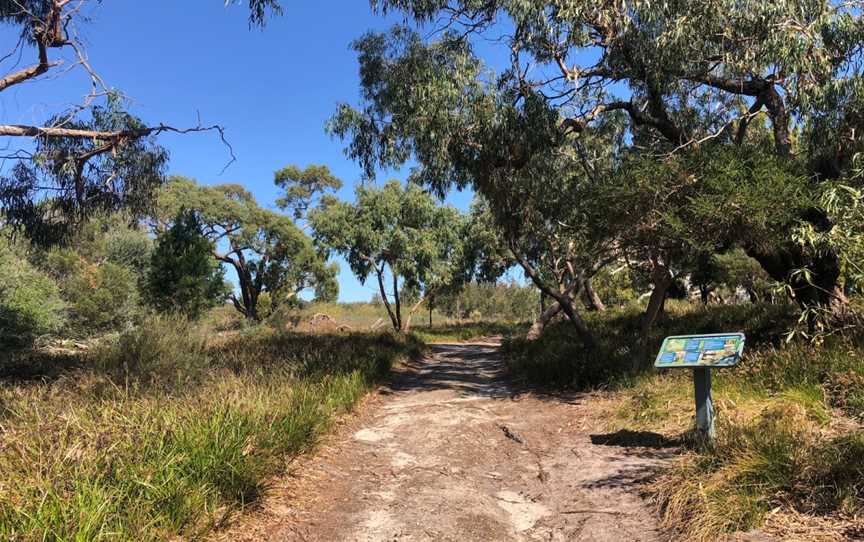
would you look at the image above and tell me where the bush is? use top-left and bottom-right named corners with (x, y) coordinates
top-left (42, 249), bottom-right (142, 335)
top-left (90, 315), bottom-right (209, 386)
top-left (504, 301), bottom-right (797, 390)
top-left (0, 243), bottom-right (66, 348)
top-left (145, 210), bottom-right (227, 319)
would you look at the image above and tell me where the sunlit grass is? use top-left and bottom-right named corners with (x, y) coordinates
top-left (0, 316), bottom-right (422, 541)
top-left (503, 301), bottom-right (864, 540)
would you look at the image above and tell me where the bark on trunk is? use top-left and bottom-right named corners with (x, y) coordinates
top-left (510, 249), bottom-right (595, 348)
top-left (401, 296), bottom-right (426, 333)
top-left (635, 263), bottom-right (673, 370)
top-left (373, 266), bottom-right (400, 331)
top-left (526, 301), bottom-right (563, 341)
top-left (583, 277), bottom-right (606, 312)
top-left (392, 274), bottom-right (402, 331)
top-left (744, 240), bottom-right (850, 323)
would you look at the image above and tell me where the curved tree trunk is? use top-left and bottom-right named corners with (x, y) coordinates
top-left (635, 261), bottom-right (673, 370)
top-left (509, 245), bottom-right (596, 348)
top-left (526, 301), bottom-right (563, 341)
top-left (744, 240), bottom-right (850, 323)
top-left (583, 277), bottom-right (606, 312)
top-left (401, 295), bottom-right (427, 333)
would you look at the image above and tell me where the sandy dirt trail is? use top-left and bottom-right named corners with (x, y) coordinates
top-left (227, 340), bottom-right (676, 541)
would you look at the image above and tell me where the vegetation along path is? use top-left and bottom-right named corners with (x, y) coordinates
top-left (224, 340), bottom-right (673, 541)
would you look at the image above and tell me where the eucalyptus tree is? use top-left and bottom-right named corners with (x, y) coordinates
top-left (310, 180), bottom-right (465, 332)
top-left (333, 0), bottom-right (864, 328)
top-left (0, 0), bottom-right (280, 245)
top-left (153, 177), bottom-right (337, 320)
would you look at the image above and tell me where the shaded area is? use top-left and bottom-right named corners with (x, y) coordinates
top-left (590, 430), bottom-right (678, 449)
top-left (387, 342), bottom-right (512, 398)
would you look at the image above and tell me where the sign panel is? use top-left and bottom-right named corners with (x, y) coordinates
top-left (654, 333), bottom-right (745, 368)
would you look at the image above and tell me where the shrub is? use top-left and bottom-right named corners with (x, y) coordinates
top-left (145, 210), bottom-right (227, 319)
top-left (42, 249), bottom-right (142, 335)
top-left (90, 315), bottom-right (209, 386)
top-left (104, 226), bottom-right (152, 276)
top-left (0, 247), bottom-right (66, 348)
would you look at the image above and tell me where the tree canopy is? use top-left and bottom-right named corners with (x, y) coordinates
top-left (327, 0), bottom-right (864, 350)
top-left (154, 177), bottom-right (336, 320)
top-left (311, 180), bottom-right (465, 331)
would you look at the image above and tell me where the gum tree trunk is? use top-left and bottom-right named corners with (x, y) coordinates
top-left (583, 277), bottom-right (606, 312)
top-left (635, 261), bottom-right (673, 370)
top-left (526, 301), bottom-right (563, 340)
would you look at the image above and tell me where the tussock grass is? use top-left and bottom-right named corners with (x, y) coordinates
top-left (0, 316), bottom-right (421, 541)
top-left (504, 301), bottom-right (864, 540)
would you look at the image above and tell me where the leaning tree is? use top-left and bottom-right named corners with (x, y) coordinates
top-left (331, 0), bottom-right (864, 334)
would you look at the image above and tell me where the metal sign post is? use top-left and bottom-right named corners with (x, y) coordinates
top-left (654, 333), bottom-right (745, 441)
top-left (693, 367), bottom-right (714, 439)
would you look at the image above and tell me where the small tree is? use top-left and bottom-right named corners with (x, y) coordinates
top-left (145, 209), bottom-right (227, 319)
top-left (311, 180), bottom-right (464, 332)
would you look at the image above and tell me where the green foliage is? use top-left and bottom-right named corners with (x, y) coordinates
top-left (311, 180), bottom-right (465, 330)
top-left (145, 210), bottom-right (227, 319)
top-left (155, 177), bottom-right (336, 320)
top-left (0, 320), bottom-right (420, 540)
top-left (505, 301), bottom-right (797, 390)
top-left (70, 213), bottom-right (153, 275)
top-left (0, 240), bottom-right (66, 348)
top-left (591, 265), bottom-right (638, 307)
top-left (436, 281), bottom-right (537, 321)
top-left (274, 164), bottom-right (342, 219)
top-left (0, 100), bottom-right (168, 247)
top-left (42, 250), bottom-right (141, 335)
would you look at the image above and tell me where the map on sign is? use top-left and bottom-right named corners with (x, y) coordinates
top-left (654, 333), bottom-right (745, 368)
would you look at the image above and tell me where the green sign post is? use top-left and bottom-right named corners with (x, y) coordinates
top-left (654, 333), bottom-right (746, 440)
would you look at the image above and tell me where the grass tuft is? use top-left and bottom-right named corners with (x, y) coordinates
top-left (504, 300), bottom-right (864, 540)
top-left (0, 318), bottom-right (421, 541)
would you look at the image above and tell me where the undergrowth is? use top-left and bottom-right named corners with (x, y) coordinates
top-left (0, 316), bottom-right (421, 541)
top-left (504, 300), bottom-right (864, 540)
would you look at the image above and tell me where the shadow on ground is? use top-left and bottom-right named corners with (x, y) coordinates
top-left (384, 343), bottom-right (514, 398)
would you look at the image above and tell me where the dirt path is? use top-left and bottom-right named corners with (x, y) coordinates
top-left (225, 340), bottom-right (675, 541)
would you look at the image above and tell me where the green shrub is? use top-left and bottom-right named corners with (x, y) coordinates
top-left (42, 249), bottom-right (143, 335)
top-left (145, 210), bottom-right (227, 319)
top-left (90, 315), bottom-right (209, 386)
top-left (0, 245), bottom-right (66, 348)
top-left (504, 301), bottom-right (797, 390)
top-left (104, 226), bottom-right (152, 276)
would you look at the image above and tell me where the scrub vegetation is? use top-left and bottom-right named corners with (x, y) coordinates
top-left (0, 317), bottom-right (421, 541)
top-left (3, 0), bottom-right (864, 540)
top-left (504, 302), bottom-right (864, 540)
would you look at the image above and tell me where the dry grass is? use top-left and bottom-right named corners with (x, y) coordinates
top-left (0, 315), bottom-right (422, 541)
top-left (504, 301), bottom-right (864, 541)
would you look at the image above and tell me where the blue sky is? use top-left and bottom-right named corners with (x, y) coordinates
top-left (0, 1), bottom-right (506, 301)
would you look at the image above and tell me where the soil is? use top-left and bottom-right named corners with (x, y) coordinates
top-left (218, 340), bottom-right (678, 541)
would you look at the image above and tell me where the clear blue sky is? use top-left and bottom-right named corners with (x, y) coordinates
top-left (1, 1), bottom-right (511, 301)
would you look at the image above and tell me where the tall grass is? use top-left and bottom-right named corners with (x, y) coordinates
top-left (504, 301), bottom-right (864, 540)
top-left (0, 316), bottom-right (421, 541)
